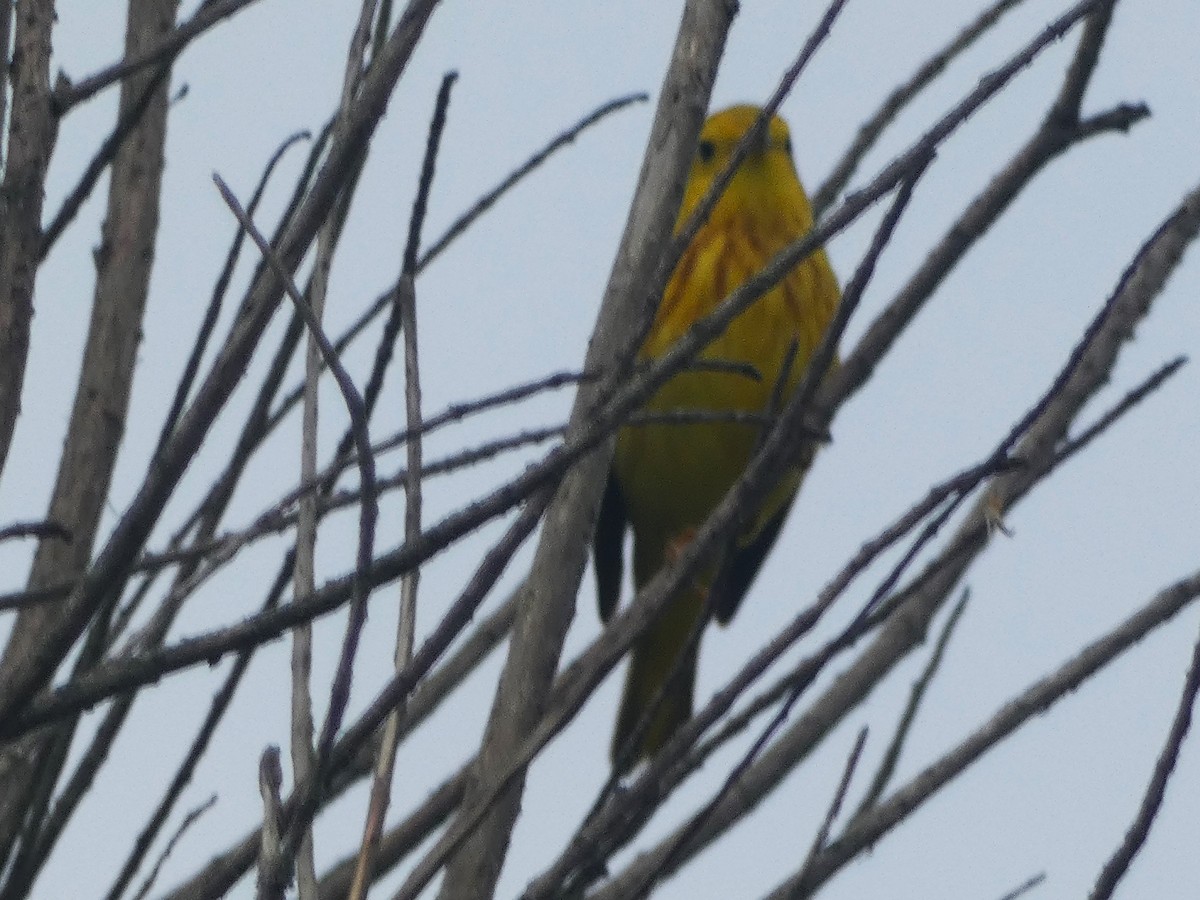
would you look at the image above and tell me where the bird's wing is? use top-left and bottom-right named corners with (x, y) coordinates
top-left (594, 471), bottom-right (627, 622)
top-left (711, 472), bottom-right (799, 624)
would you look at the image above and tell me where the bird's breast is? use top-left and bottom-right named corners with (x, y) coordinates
top-left (614, 216), bottom-right (837, 542)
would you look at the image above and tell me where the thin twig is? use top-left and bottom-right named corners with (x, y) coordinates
top-left (53, 0), bottom-right (266, 111)
top-left (178, 426), bottom-right (562, 585)
top-left (262, 92), bottom-right (647, 439)
top-left (822, 1), bottom-right (1138, 415)
top-left (0, 520), bottom-right (70, 545)
top-left (995, 872), bottom-right (1047, 900)
top-left (1051, 356), bottom-right (1187, 468)
top-left (682, 477), bottom-right (974, 772)
top-left (418, 91), bottom-right (647, 267)
top-left (166, 109), bottom-right (337, 546)
top-left (40, 63), bottom-right (171, 258)
top-left (796, 727), bottom-right (868, 883)
top-left (319, 770), bottom-right (468, 898)
top-left (212, 171), bottom-right (379, 720)
top-left (0, 418), bottom-right (565, 618)
top-left (101, 572), bottom-right (288, 900)
top-left (812, 0), bottom-right (1032, 215)
top-left (1087, 620), bottom-right (1200, 900)
top-left (773, 569), bottom-right (1200, 897)
top-left (293, 32), bottom-right (381, 900)
top-left (286, 369), bottom-right (589, 506)
top-left (348, 69), bottom-right (453, 900)
top-left (295, 11), bottom-right (384, 894)
top-left (128, 794), bottom-right (217, 900)
top-left (855, 588), bottom-right (971, 816)
top-left (153, 129), bottom-right (313, 459)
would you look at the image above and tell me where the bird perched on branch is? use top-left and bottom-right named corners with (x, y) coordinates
top-left (593, 104), bottom-right (841, 771)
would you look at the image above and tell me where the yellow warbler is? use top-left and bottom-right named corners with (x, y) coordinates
top-left (593, 105), bottom-right (841, 770)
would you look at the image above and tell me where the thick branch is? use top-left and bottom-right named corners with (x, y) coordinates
top-left (0, 0), bottom-right (442, 736)
top-left (0, 0), bottom-right (55, 481)
top-left (432, 3), bottom-right (735, 896)
top-left (0, 0), bottom-right (177, 885)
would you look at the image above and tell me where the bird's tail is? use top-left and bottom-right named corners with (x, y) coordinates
top-left (612, 592), bottom-right (703, 772)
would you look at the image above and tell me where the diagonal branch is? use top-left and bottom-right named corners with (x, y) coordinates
top-left (854, 588), bottom-right (972, 816)
top-left (430, 2), bottom-right (738, 894)
top-left (1087, 619), bottom-right (1200, 900)
top-left (769, 569), bottom-right (1200, 898)
top-left (599, 170), bottom-right (1200, 900)
top-left (53, 0), bottom-right (268, 112)
top-left (812, 0), bottom-right (1033, 215)
top-left (0, 0), bottom-right (441, 740)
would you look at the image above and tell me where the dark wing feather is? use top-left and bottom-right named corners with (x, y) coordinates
top-left (711, 495), bottom-right (795, 624)
top-left (594, 472), bottom-right (627, 621)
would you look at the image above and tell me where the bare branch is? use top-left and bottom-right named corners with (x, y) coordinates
top-left (1051, 355), bottom-right (1187, 467)
top-left (288, 6), bottom-right (386, 894)
top-left (39, 61), bottom-right (171, 258)
top-left (158, 592), bottom-right (516, 900)
top-left (1087, 621), bottom-right (1200, 900)
top-left (0, 0), bottom-right (56, 488)
top-left (769, 569), bottom-right (1200, 897)
top-left (212, 170), bottom-right (380, 744)
top-left (0, 521), bottom-right (70, 545)
top-left (100, 578), bottom-right (286, 900)
top-left (592, 172), bottom-right (1200, 900)
top-left (128, 794), bottom-right (217, 900)
top-left (823, 0), bottom-right (1136, 411)
top-left (153, 129), bottom-right (313, 459)
top-left (418, 92), bottom-right (647, 268)
top-left (263, 91), bottom-right (646, 440)
top-left (432, 1), bottom-right (739, 893)
top-left (54, 0), bottom-right (267, 112)
top-left (812, 0), bottom-right (1032, 215)
top-left (0, 0), bottom-right (441, 741)
top-left (320, 771), bottom-right (467, 899)
top-left (994, 872), bottom-right (1047, 900)
top-left (0, 0), bottom-right (179, 884)
top-left (349, 68), bottom-right (453, 900)
top-left (797, 727), bottom-right (869, 880)
top-left (854, 588), bottom-right (971, 816)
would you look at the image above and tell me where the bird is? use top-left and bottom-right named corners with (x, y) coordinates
top-left (593, 104), bottom-right (841, 771)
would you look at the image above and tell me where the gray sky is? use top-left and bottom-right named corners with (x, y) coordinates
top-left (2, 1), bottom-right (1198, 897)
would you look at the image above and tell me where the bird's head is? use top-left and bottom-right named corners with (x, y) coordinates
top-left (678, 104), bottom-right (813, 231)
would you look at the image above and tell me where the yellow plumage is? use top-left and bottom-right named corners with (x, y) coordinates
top-left (594, 105), bottom-right (841, 770)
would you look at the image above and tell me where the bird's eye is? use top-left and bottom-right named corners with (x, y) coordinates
top-left (697, 140), bottom-right (716, 163)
